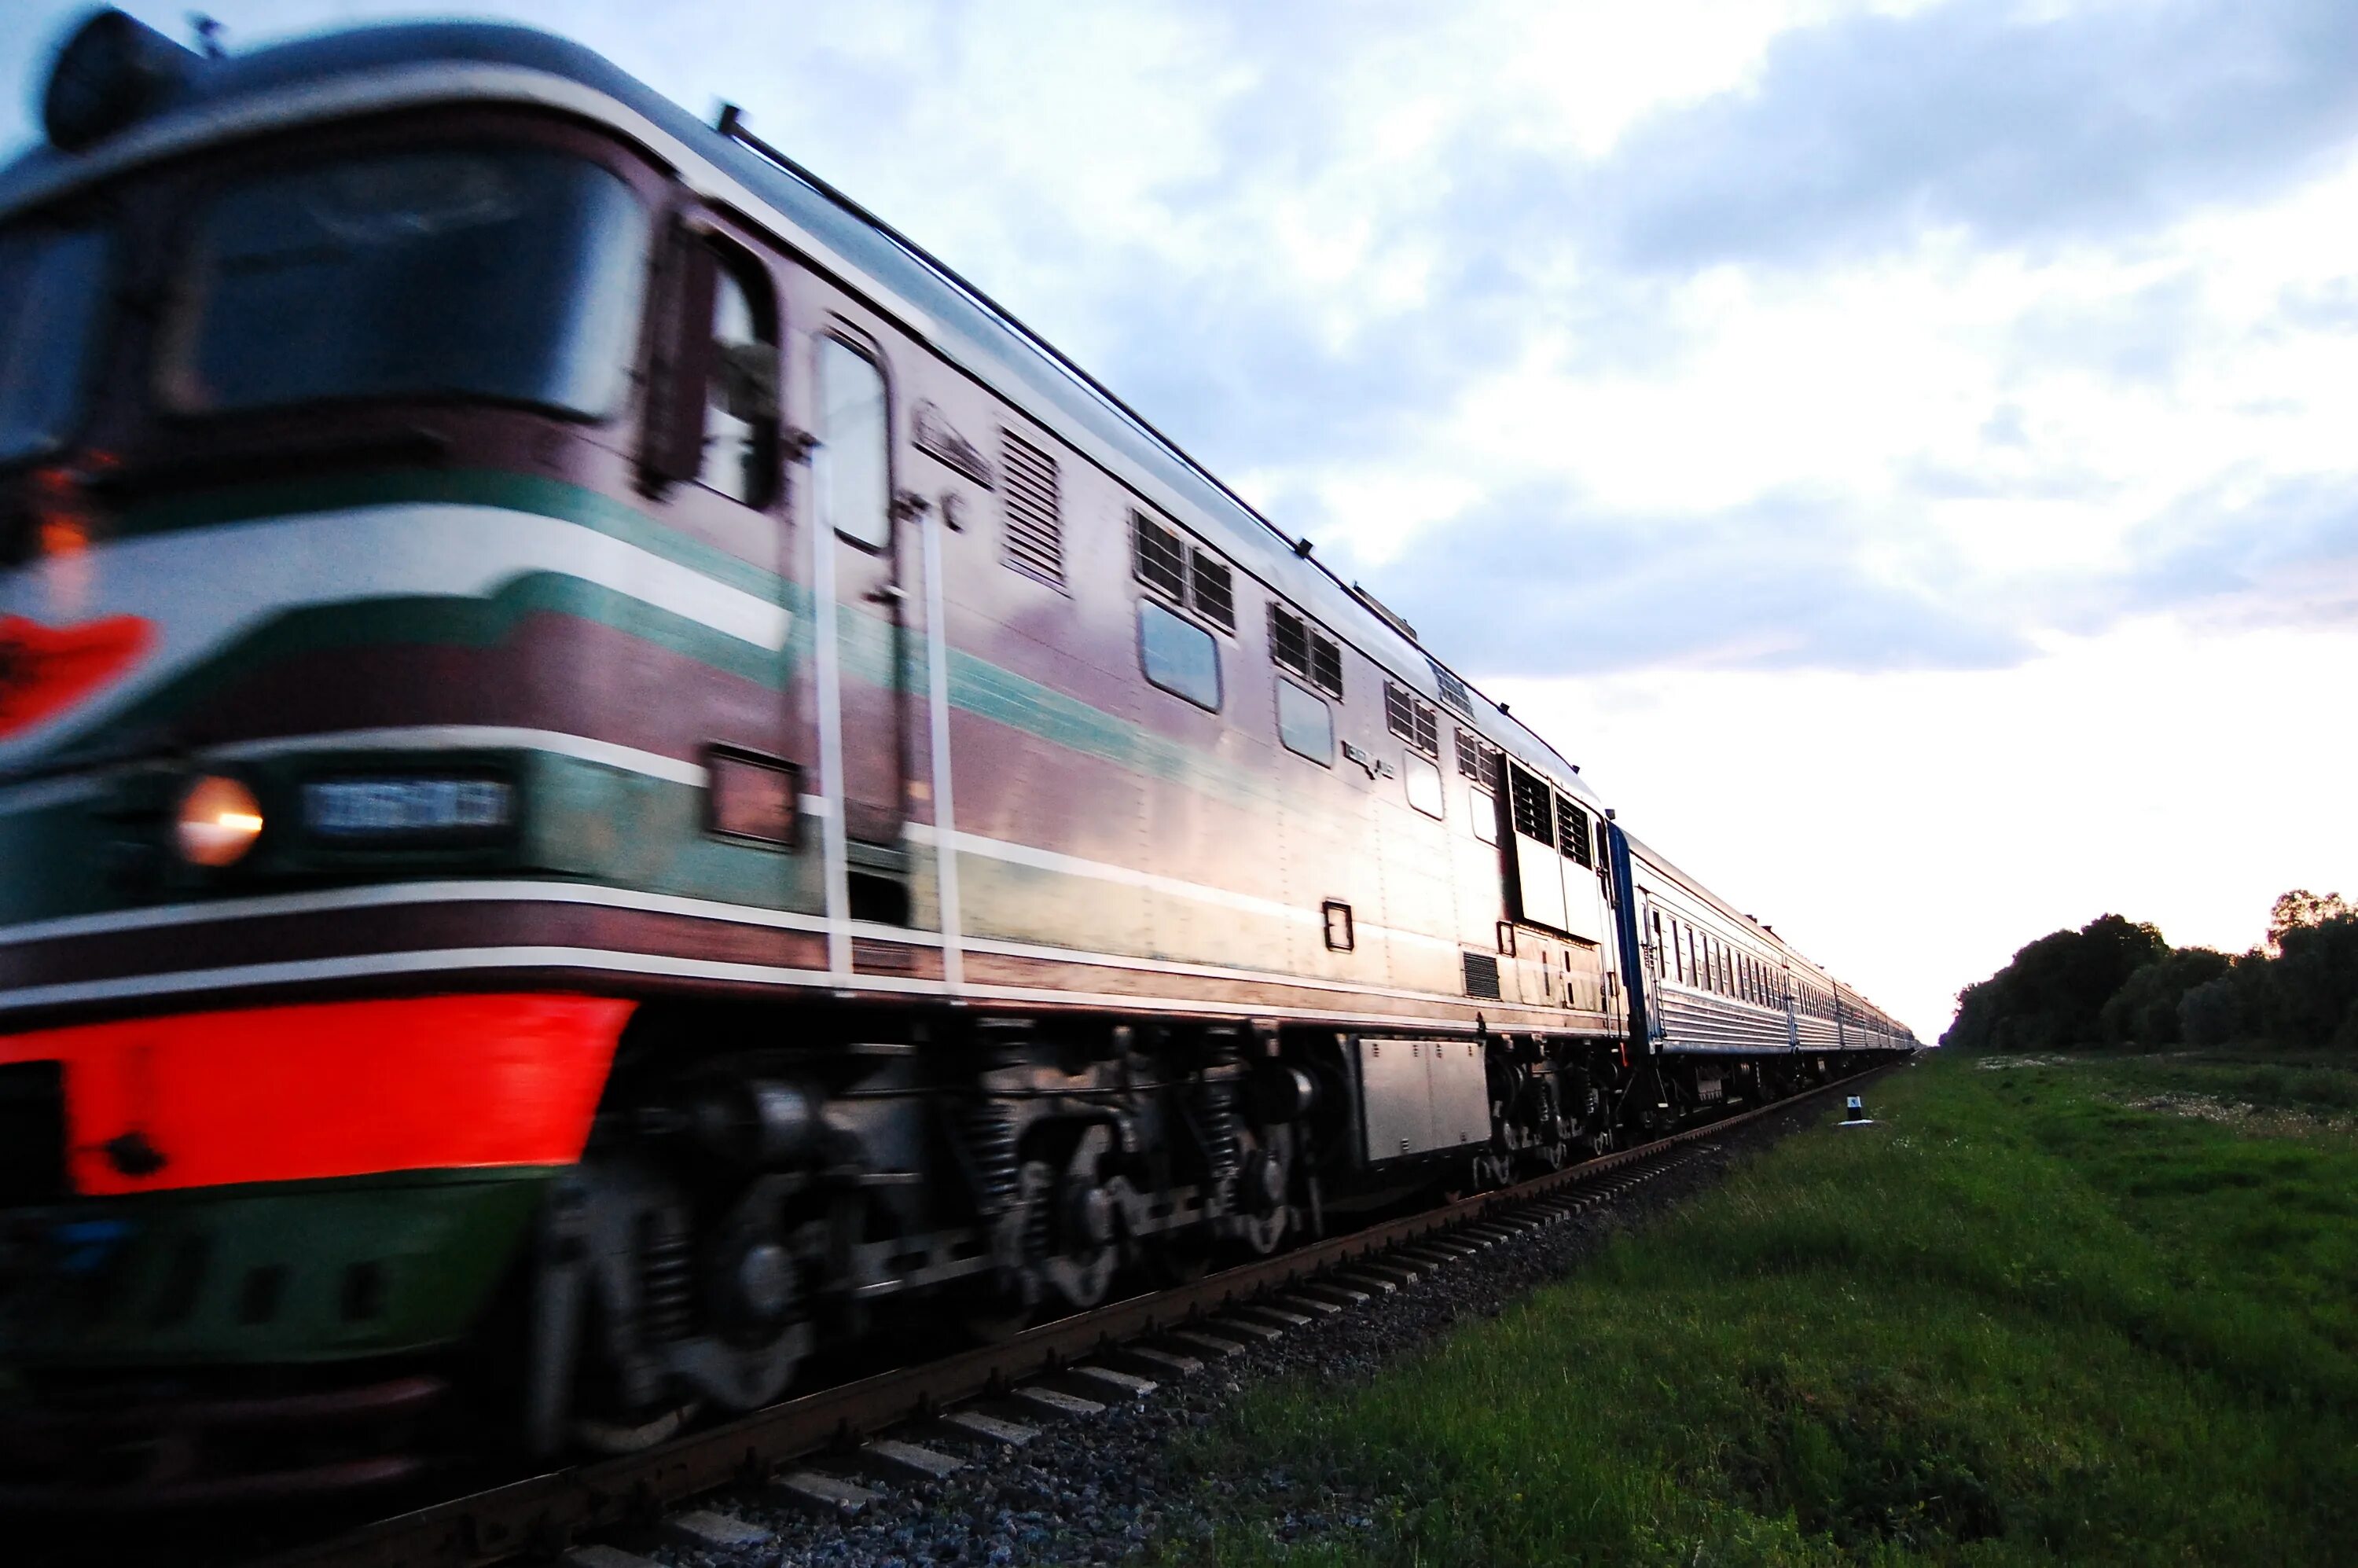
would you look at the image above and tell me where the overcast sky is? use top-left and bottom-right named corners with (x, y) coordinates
top-left (9, 0), bottom-right (2356, 1037)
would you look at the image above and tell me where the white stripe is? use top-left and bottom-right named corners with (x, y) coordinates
top-left (209, 726), bottom-right (711, 786)
top-left (0, 774), bottom-right (107, 813)
top-left (0, 944), bottom-right (1574, 1034)
top-left (0, 728), bottom-right (709, 817)
top-left (0, 875), bottom-right (1565, 1019)
top-left (0, 879), bottom-right (831, 950)
top-left (0, 505), bottom-right (791, 766)
top-left (0, 856), bottom-right (1456, 976)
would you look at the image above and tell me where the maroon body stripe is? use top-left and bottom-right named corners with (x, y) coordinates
top-left (164, 611), bottom-right (794, 771)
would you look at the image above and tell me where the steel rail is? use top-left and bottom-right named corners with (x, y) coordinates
top-left (253, 1064), bottom-right (1897, 1568)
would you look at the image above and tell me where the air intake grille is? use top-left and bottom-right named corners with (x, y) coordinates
top-left (1132, 511), bottom-right (1237, 633)
top-left (1456, 728), bottom-right (1503, 791)
top-left (1000, 429), bottom-right (1063, 584)
top-left (0, 1060), bottom-right (65, 1205)
top-left (1191, 549), bottom-right (1234, 630)
top-left (1269, 604), bottom-right (1344, 699)
top-left (1508, 766), bottom-right (1554, 845)
top-left (1462, 951), bottom-right (1502, 1000)
top-left (1385, 682), bottom-right (1438, 755)
top-left (1430, 659), bottom-right (1475, 717)
top-left (1309, 638), bottom-right (1342, 698)
top-left (1557, 797), bottom-right (1592, 867)
top-left (1133, 511), bottom-right (1187, 600)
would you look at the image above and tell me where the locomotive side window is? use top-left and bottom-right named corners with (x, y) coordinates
top-left (1403, 752), bottom-right (1445, 818)
top-left (0, 222), bottom-right (110, 465)
top-left (1138, 600), bottom-right (1221, 711)
top-left (700, 256), bottom-right (777, 505)
top-left (1270, 604), bottom-right (1343, 699)
top-left (817, 336), bottom-right (890, 549)
top-left (1470, 787), bottom-right (1499, 844)
top-left (1276, 678), bottom-right (1333, 765)
top-left (160, 148), bottom-right (650, 417)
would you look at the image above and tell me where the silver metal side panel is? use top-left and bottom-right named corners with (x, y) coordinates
top-left (1356, 1037), bottom-right (1493, 1162)
top-left (1559, 865), bottom-right (1607, 946)
top-left (1427, 1036), bottom-right (1493, 1151)
top-left (1655, 987), bottom-right (1798, 1055)
top-left (1513, 833), bottom-right (1569, 931)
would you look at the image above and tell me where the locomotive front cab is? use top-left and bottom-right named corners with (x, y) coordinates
top-left (0, 15), bottom-right (823, 1505)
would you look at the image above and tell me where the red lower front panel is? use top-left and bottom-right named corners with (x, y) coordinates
top-left (0, 993), bottom-right (633, 1196)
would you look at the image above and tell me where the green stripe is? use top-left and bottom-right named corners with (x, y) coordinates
top-left (1, 1170), bottom-right (550, 1367)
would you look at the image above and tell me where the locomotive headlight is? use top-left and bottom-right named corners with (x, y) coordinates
top-left (302, 777), bottom-right (516, 846)
top-left (175, 774), bottom-right (265, 867)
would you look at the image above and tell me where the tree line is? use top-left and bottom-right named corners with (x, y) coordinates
top-left (1941, 891), bottom-right (2358, 1053)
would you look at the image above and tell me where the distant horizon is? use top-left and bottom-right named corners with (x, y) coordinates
top-left (6, 0), bottom-right (2354, 1036)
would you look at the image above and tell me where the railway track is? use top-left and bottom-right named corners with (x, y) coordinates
top-left (251, 1067), bottom-right (1891, 1568)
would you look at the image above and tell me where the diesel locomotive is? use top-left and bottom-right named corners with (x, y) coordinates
top-left (0, 10), bottom-right (1914, 1504)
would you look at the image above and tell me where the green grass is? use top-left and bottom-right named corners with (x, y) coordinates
top-left (1161, 1056), bottom-right (2358, 1566)
top-left (2072, 1051), bottom-right (2358, 1130)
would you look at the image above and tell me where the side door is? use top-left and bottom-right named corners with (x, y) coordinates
top-left (787, 276), bottom-right (932, 932)
top-left (640, 220), bottom-right (811, 928)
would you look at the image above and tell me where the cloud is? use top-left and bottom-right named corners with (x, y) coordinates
top-left (1582, 0), bottom-right (2358, 271)
top-left (1342, 484), bottom-right (2031, 676)
top-left (2117, 472), bottom-right (2358, 626)
top-left (3, 0), bottom-right (2356, 689)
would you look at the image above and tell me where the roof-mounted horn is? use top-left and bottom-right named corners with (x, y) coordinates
top-left (43, 8), bottom-right (202, 152)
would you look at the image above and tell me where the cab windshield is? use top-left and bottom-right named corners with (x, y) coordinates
top-left (0, 223), bottom-right (111, 466)
top-left (160, 147), bottom-right (649, 418)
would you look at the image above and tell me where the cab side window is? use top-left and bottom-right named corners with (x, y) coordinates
top-left (817, 336), bottom-right (891, 549)
top-left (700, 254), bottom-right (778, 506)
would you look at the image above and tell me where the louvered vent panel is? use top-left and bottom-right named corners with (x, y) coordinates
top-left (1133, 511), bottom-right (1186, 600)
top-left (1270, 604), bottom-right (1309, 678)
top-left (1384, 683), bottom-right (1416, 743)
top-left (1431, 660), bottom-right (1475, 717)
top-left (1557, 798), bottom-right (1592, 866)
top-left (1508, 767), bottom-right (1555, 845)
top-left (1455, 728), bottom-right (1486, 781)
top-left (1000, 431), bottom-right (1063, 583)
top-left (1309, 634), bottom-right (1343, 699)
top-left (1191, 550), bottom-right (1234, 630)
top-left (1387, 684), bottom-right (1438, 755)
top-left (1462, 951), bottom-right (1502, 1000)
